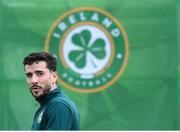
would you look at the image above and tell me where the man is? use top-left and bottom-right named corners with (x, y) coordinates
top-left (23, 51), bottom-right (80, 130)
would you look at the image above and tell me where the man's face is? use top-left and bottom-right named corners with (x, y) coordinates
top-left (24, 61), bottom-right (57, 99)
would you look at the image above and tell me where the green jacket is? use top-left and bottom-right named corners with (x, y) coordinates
top-left (31, 88), bottom-right (80, 130)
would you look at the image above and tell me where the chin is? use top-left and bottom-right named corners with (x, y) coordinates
top-left (33, 92), bottom-right (43, 98)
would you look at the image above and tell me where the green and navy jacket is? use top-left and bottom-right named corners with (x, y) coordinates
top-left (31, 88), bottom-right (80, 130)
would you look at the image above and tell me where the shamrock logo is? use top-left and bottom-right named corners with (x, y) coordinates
top-left (69, 30), bottom-right (106, 69)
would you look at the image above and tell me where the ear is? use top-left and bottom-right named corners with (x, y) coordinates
top-left (51, 71), bottom-right (58, 83)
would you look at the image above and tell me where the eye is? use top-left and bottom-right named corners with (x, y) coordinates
top-left (26, 73), bottom-right (32, 78)
top-left (36, 72), bottom-right (44, 77)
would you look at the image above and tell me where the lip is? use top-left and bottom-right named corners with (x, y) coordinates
top-left (31, 86), bottom-right (41, 91)
top-left (31, 88), bottom-right (42, 95)
top-left (31, 85), bottom-right (40, 89)
top-left (31, 88), bottom-right (40, 90)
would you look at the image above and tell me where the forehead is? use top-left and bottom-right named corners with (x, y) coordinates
top-left (25, 61), bottom-right (48, 73)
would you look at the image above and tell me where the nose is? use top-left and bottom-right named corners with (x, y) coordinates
top-left (31, 75), bottom-right (38, 84)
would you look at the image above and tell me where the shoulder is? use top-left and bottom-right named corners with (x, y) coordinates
top-left (46, 97), bottom-right (72, 113)
top-left (43, 99), bottom-right (73, 121)
top-left (43, 93), bottom-right (79, 118)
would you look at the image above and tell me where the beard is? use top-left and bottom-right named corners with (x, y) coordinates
top-left (30, 82), bottom-right (51, 100)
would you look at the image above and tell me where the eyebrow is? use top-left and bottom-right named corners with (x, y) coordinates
top-left (26, 72), bottom-right (31, 75)
top-left (26, 70), bottom-right (44, 74)
top-left (35, 70), bottom-right (44, 73)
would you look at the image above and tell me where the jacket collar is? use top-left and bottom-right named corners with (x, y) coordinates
top-left (35, 87), bottom-right (62, 106)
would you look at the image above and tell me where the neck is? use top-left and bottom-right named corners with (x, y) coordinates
top-left (50, 84), bottom-right (57, 91)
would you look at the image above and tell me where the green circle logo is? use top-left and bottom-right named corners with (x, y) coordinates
top-left (45, 7), bottom-right (129, 93)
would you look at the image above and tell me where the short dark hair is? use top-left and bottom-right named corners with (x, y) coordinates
top-left (23, 52), bottom-right (57, 72)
